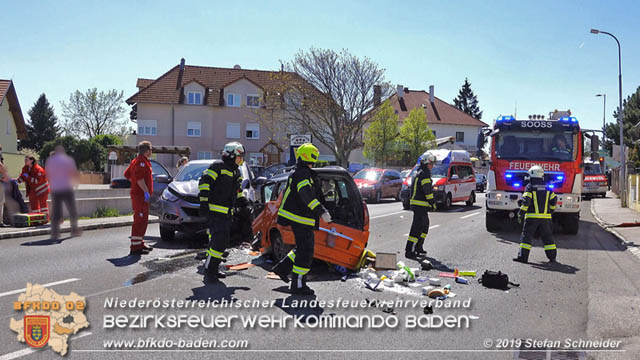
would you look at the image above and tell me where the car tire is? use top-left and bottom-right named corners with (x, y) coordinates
top-left (466, 191), bottom-right (475, 207)
top-left (561, 213), bottom-right (580, 235)
top-left (443, 193), bottom-right (452, 210)
top-left (271, 231), bottom-right (294, 261)
top-left (160, 224), bottom-right (176, 242)
top-left (371, 190), bottom-right (381, 204)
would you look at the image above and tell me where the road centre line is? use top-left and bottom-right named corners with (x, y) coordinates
top-left (460, 212), bottom-right (480, 219)
top-left (369, 211), bottom-right (407, 220)
top-left (0, 278), bottom-right (81, 298)
top-left (0, 332), bottom-right (92, 360)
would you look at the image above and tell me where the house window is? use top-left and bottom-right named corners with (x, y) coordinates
top-left (456, 132), bottom-right (464, 143)
top-left (138, 120), bottom-right (157, 136)
top-left (187, 122), bottom-right (201, 137)
top-left (226, 93), bottom-right (240, 107)
top-left (245, 123), bottom-right (259, 139)
top-left (226, 123), bottom-right (241, 139)
top-left (249, 153), bottom-right (263, 166)
top-left (187, 92), bottom-right (202, 105)
top-left (6, 115), bottom-right (10, 135)
top-left (247, 94), bottom-right (260, 108)
top-left (431, 130), bottom-right (436, 137)
top-left (198, 151), bottom-right (213, 160)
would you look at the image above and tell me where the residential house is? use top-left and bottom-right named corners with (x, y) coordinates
top-left (126, 59), bottom-right (333, 171)
top-left (0, 80), bottom-right (27, 176)
top-left (350, 85), bottom-right (488, 168)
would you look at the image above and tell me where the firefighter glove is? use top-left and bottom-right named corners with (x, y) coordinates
top-left (144, 191), bottom-right (150, 203)
top-left (321, 212), bottom-right (332, 223)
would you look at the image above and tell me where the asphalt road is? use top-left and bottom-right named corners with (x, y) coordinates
top-left (1, 192), bottom-right (639, 360)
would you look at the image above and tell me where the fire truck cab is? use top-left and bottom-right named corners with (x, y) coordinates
top-left (478, 113), bottom-right (584, 234)
top-left (582, 159), bottom-right (607, 198)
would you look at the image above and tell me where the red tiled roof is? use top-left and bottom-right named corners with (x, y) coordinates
top-left (136, 78), bottom-right (154, 89)
top-left (386, 89), bottom-right (488, 127)
top-left (0, 80), bottom-right (27, 139)
top-left (127, 64), bottom-right (304, 106)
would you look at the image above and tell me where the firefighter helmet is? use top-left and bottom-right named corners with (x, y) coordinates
top-left (296, 143), bottom-right (319, 163)
top-left (528, 165), bottom-right (544, 178)
top-left (222, 142), bottom-right (245, 159)
top-left (418, 152), bottom-right (437, 166)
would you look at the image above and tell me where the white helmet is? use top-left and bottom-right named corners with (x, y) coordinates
top-left (419, 152), bottom-right (437, 166)
top-left (528, 165), bottom-right (544, 178)
top-left (222, 142), bottom-right (245, 159)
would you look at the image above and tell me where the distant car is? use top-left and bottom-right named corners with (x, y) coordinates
top-left (353, 168), bottom-right (403, 203)
top-left (109, 159), bottom-right (173, 216)
top-left (475, 173), bottom-right (487, 192)
top-left (253, 166), bottom-right (370, 270)
top-left (157, 160), bottom-right (260, 242)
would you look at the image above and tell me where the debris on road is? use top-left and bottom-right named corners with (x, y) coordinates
top-left (429, 278), bottom-right (441, 286)
top-left (266, 272), bottom-right (281, 280)
top-left (226, 262), bottom-right (255, 270)
top-left (374, 252), bottom-right (396, 270)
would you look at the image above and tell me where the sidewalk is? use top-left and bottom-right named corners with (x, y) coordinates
top-left (0, 215), bottom-right (159, 240)
top-left (590, 191), bottom-right (640, 246)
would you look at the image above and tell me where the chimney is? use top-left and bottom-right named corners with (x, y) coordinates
top-left (373, 85), bottom-right (381, 106)
top-left (429, 85), bottom-right (435, 103)
top-left (396, 85), bottom-right (404, 99)
top-left (176, 58), bottom-right (185, 90)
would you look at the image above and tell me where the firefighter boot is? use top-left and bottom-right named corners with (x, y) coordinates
top-left (271, 253), bottom-right (293, 283)
top-left (512, 246), bottom-right (530, 264)
top-left (415, 235), bottom-right (427, 256)
top-left (203, 257), bottom-right (227, 282)
top-left (290, 273), bottom-right (315, 295)
top-left (405, 239), bottom-right (418, 259)
top-left (544, 244), bottom-right (557, 263)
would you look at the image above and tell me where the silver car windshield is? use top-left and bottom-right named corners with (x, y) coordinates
top-left (176, 164), bottom-right (210, 181)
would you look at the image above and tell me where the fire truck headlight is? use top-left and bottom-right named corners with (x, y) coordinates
top-left (495, 193), bottom-right (503, 200)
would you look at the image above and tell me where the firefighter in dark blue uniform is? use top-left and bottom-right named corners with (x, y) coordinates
top-left (271, 143), bottom-right (330, 295)
top-left (513, 165), bottom-right (558, 263)
top-left (198, 142), bottom-right (245, 282)
top-left (405, 152), bottom-right (436, 259)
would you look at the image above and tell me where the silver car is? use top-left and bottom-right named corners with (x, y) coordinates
top-left (158, 160), bottom-right (257, 242)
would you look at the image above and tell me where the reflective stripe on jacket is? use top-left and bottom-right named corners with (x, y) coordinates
top-left (520, 182), bottom-right (557, 220)
top-left (198, 160), bottom-right (240, 218)
top-left (410, 166), bottom-right (434, 209)
top-left (277, 164), bottom-right (326, 228)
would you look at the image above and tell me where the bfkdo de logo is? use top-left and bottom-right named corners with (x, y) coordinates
top-left (9, 283), bottom-right (89, 356)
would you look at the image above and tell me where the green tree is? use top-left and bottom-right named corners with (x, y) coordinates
top-left (60, 88), bottom-right (127, 138)
top-left (453, 78), bottom-right (483, 120)
top-left (363, 101), bottom-right (399, 166)
top-left (604, 86), bottom-right (640, 151)
top-left (39, 135), bottom-right (122, 172)
top-left (21, 94), bottom-right (59, 151)
top-left (398, 108), bottom-right (435, 163)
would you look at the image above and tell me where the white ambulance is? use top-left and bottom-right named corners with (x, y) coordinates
top-left (424, 150), bottom-right (477, 209)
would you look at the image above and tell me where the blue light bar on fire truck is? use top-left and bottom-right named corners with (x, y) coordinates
top-left (496, 115), bottom-right (515, 123)
top-left (559, 116), bottom-right (579, 125)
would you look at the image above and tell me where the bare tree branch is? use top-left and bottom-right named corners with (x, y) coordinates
top-left (60, 88), bottom-right (127, 138)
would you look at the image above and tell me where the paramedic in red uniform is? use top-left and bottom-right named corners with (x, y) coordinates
top-left (17, 156), bottom-right (50, 221)
top-left (124, 141), bottom-right (154, 256)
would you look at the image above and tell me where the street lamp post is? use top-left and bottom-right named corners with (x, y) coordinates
top-left (591, 28), bottom-right (626, 207)
top-left (596, 93), bottom-right (606, 145)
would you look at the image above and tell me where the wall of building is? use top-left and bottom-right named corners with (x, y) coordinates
top-left (0, 100), bottom-right (19, 154)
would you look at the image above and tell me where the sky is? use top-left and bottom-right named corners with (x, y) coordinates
top-left (1, 0), bottom-right (638, 135)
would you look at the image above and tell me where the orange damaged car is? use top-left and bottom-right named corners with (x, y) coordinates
top-left (252, 167), bottom-right (370, 270)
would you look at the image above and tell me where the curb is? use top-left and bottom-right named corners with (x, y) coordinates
top-left (0, 217), bottom-right (160, 240)
top-left (590, 200), bottom-right (628, 245)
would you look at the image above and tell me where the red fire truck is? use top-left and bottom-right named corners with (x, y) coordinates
top-left (477, 112), bottom-right (588, 234)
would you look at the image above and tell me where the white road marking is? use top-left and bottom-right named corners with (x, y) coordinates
top-left (0, 278), bottom-right (80, 298)
top-left (404, 225), bottom-right (440, 236)
top-left (369, 211), bottom-right (407, 220)
top-left (0, 332), bottom-right (92, 360)
top-left (460, 212), bottom-right (480, 219)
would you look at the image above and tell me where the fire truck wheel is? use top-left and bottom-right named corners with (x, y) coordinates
top-left (485, 211), bottom-right (501, 232)
top-left (466, 191), bottom-right (476, 207)
top-left (561, 214), bottom-right (579, 235)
